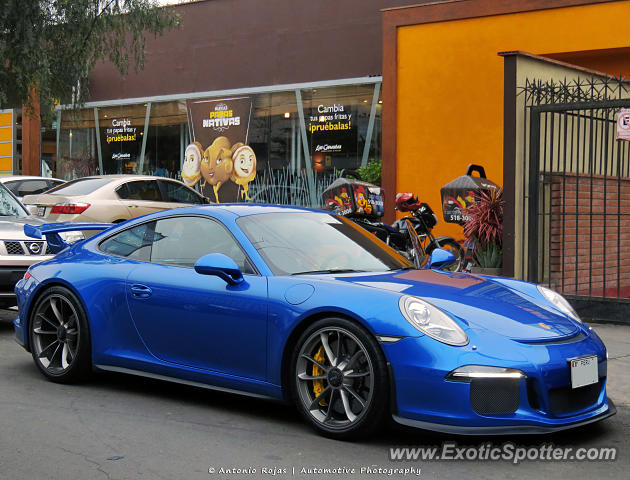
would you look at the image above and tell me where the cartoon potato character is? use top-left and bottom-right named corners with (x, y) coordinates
top-left (230, 145), bottom-right (257, 200)
top-left (201, 136), bottom-right (233, 202)
top-left (181, 142), bottom-right (203, 187)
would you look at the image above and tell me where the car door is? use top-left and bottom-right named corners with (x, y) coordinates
top-left (116, 180), bottom-right (169, 218)
top-left (124, 215), bottom-right (268, 380)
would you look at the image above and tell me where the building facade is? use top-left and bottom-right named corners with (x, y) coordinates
top-left (17, 0), bottom-right (424, 206)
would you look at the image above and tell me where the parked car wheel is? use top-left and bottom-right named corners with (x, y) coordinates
top-left (290, 318), bottom-right (388, 439)
top-left (29, 286), bottom-right (91, 383)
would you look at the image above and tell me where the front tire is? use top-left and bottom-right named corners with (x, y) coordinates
top-left (29, 286), bottom-right (91, 383)
top-left (290, 318), bottom-right (388, 440)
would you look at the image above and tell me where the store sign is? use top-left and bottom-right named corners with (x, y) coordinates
top-left (105, 118), bottom-right (138, 144)
top-left (186, 97), bottom-right (256, 203)
top-left (617, 108), bottom-right (630, 140)
top-left (307, 103), bottom-right (357, 158)
top-left (100, 116), bottom-right (144, 173)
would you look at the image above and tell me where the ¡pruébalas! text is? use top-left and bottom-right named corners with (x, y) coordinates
top-left (308, 121), bottom-right (352, 133)
top-left (106, 133), bottom-right (137, 144)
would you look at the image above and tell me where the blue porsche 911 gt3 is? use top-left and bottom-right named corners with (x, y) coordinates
top-left (13, 204), bottom-right (614, 439)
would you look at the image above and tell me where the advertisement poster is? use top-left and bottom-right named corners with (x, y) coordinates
top-left (100, 116), bottom-right (144, 174)
top-left (307, 103), bottom-right (358, 170)
top-left (185, 97), bottom-right (255, 203)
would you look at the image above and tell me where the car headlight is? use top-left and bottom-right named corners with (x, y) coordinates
top-left (399, 295), bottom-right (468, 346)
top-left (59, 231), bottom-right (85, 245)
top-left (537, 285), bottom-right (582, 323)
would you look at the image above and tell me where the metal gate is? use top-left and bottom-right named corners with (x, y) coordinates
top-left (520, 78), bottom-right (630, 320)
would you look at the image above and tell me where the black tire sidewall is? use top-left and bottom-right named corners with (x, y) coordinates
top-left (29, 286), bottom-right (92, 383)
top-left (289, 317), bottom-right (389, 440)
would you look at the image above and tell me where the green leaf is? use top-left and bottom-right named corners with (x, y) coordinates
top-left (357, 159), bottom-right (382, 186)
top-left (0, 1), bottom-right (180, 122)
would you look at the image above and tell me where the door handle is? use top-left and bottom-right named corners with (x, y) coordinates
top-left (130, 284), bottom-right (152, 298)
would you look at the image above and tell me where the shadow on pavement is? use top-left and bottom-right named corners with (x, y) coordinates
top-left (0, 308), bottom-right (621, 447)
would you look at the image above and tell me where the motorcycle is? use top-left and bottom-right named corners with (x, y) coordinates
top-left (321, 171), bottom-right (465, 271)
top-left (353, 193), bottom-right (465, 271)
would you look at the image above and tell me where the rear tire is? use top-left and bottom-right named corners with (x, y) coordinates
top-left (29, 286), bottom-right (91, 384)
top-left (289, 317), bottom-right (389, 440)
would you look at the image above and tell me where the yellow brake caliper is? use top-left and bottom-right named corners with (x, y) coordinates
top-left (312, 346), bottom-right (328, 406)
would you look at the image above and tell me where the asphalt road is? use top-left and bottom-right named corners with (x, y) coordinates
top-left (1, 309), bottom-right (628, 480)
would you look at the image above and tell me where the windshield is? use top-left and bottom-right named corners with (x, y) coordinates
top-left (46, 177), bottom-right (112, 196)
top-left (0, 184), bottom-right (28, 217)
top-left (237, 212), bottom-right (413, 275)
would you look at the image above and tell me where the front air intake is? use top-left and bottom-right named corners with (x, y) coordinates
top-left (470, 377), bottom-right (520, 415)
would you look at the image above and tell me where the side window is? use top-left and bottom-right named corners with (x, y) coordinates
top-left (159, 180), bottom-right (203, 204)
top-left (99, 222), bottom-right (155, 261)
top-left (4, 181), bottom-right (20, 195)
top-left (150, 216), bottom-right (254, 273)
top-left (117, 180), bottom-right (163, 202)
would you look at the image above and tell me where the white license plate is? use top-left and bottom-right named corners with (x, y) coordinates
top-left (569, 355), bottom-right (598, 389)
top-left (37, 206), bottom-right (46, 216)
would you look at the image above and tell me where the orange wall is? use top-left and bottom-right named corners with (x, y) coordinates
top-left (546, 47), bottom-right (630, 78)
top-left (396, 0), bottom-right (630, 241)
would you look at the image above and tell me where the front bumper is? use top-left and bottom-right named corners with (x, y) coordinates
top-left (384, 327), bottom-right (615, 435)
top-left (0, 266), bottom-right (29, 305)
top-left (393, 399), bottom-right (616, 435)
top-left (0, 251), bottom-right (52, 303)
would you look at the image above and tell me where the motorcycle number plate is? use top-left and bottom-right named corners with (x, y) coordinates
top-left (37, 206), bottom-right (46, 216)
top-left (569, 355), bottom-right (598, 389)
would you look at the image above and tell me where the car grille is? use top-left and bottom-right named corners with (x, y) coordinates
top-left (470, 377), bottom-right (520, 415)
top-left (3, 240), bottom-right (48, 256)
top-left (5, 241), bottom-right (25, 255)
top-left (548, 380), bottom-right (603, 415)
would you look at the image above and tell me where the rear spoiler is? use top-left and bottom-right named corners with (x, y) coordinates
top-left (24, 222), bottom-right (114, 254)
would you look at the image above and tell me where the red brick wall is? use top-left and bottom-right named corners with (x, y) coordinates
top-left (549, 173), bottom-right (630, 298)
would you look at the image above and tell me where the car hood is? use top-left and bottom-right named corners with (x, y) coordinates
top-left (0, 216), bottom-right (47, 239)
top-left (331, 269), bottom-right (581, 341)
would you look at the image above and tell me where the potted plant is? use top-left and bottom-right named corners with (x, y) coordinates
top-left (463, 188), bottom-right (504, 275)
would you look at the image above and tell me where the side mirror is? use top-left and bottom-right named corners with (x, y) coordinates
top-left (427, 248), bottom-right (456, 270)
top-left (194, 253), bottom-right (244, 285)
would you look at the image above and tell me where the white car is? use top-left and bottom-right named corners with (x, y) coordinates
top-left (0, 176), bottom-right (65, 202)
top-left (0, 183), bottom-right (56, 308)
top-left (23, 175), bottom-right (209, 224)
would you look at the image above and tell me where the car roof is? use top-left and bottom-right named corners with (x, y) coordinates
top-left (0, 175), bottom-right (64, 182)
top-left (77, 175), bottom-right (166, 181)
top-left (188, 203), bottom-right (326, 217)
top-left (74, 175), bottom-right (192, 184)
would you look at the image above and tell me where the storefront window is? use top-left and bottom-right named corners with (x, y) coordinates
top-left (96, 104), bottom-right (147, 175)
top-left (54, 81), bottom-right (382, 206)
top-left (58, 109), bottom-right (98, 179)
top-left (144, 101), bottom-right (188, 178)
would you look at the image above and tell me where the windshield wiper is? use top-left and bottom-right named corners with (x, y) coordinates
top-left (290, 269), bottom-right (367, 275)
